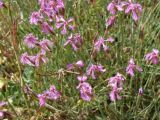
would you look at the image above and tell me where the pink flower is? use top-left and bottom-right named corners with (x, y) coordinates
top-left (126, 58), bottom-right (143, 77)
top-left (39, 39), bottom-right (53, 54)
top-left (24, 33), bottom-right (38, 48)
top-left (106, 37), bottom-right (114, 43)
top-left (29, 11), bottom-right (42, 25)
top-left (106, 16), bottom-right (116, 27)
top-left (87, 64), bottom-right (106, 79)
top-left (0, 101), bottom-right (7, 107)
top-left (75, 60), bottom-right (84, 68)
top-left (108, 73), bottom-right (124, 89)
top-left (40, 22), bottom-right (54, 34)
top-left (66, 60), bottom-right (84, 70)
top-left (64, 33), bottom-right (83, 51)
top-left (108, 73), bottom-right (124, 101)
top-left (107, 1), bottom-right (123, 15)
top-left (44, 85), bottom-right (61, 100)
top-left (77, 82), bottom-right (93, 101)
top-left (20, 52), bottom-right (36, 66)
top-left (38, 94), bottom-right (46, 106)
top-left (39, 0), bottom-right (64, 18)
top-left (138, 87), bottom-right (143, 96)
top-left (77, 75), bottom-right (88, 82)
top-left (124, 1), bottom-right (142, 21)
top-left (145, 49), bottom-right (159, 64)
top-left (0, 111), bottom-right (4, 119)
top-left (0, 1), bottom-right (5, 9)
top-left (94, 37), bottom-right (109, 53)
top-left (56, 16), bottom-right (74, 35)
top-left (35, 53), bottom-right (48, 67)
top-left (109, 87), bottom-right (122, 101)
top-left (38, 85), bottom-right (61, 107)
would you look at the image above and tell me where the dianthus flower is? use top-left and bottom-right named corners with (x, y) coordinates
top-left (77, 75), bottom-right (88, 82)
top-left (64, 33), bottom-right (83, 51)
top-left (34, 53), bottom-right (48, 67)
top-left (39, 0), bottom-right (64, 19)
top-left (145, 49), bottom-right (159, 65)
top-left (138, 87), bottom-right (143, 96)
top-left (87, 64), bottom-right (106, 79)
top-left (108, 73), bottom-right (124, 101)
top-left (40, 22), bottom-right (54, 34)
top-left (56, 16), bottom-right (74, 35)
top-left (94, 37), bottom-right (109, 53)
top-left (67, 60), bottom-right (84, 70)
top-left (126, 58), bottom-right (142, 77)
top-left (24, 33), bottom-right (38, 48)
top-left (30, 11), bottom-right (43, 25)
top-left (39, 39), bottom-right (53, 54)
top-left (107, 1), bottom-right (123, 15)
top-left (77, 82), bottom-right (93, 101)
top-left (20, 52), bottom-right (36, 66)
top-left (124, 0), bottom-right (142, 21)
top-left (38, 85), bottom-right (61, 107)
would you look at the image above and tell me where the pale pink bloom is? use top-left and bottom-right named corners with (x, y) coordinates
top-left (145, 49), bottom-right (159, 64)
top-left (108, 73), bottom-right (124, 89)
top-left (24, 33), bottom-right (38, 48)
top-left (38, 85), bottom-right (61, 107)
top-left (87, 64), bottom-right (106, 79)
top-left (106, 37), bottom-right (114, 43)
top-left (94, 37), bottom-right (109, 53)
top-left (75, 60), bottom-right (84, 68)
top-left (0, 0), bottom-right (5, 9)
top-left (30, 11), bottom-right (42, 25)
top-left (107, 1), bottom-right (123, 15)
top-left (0, 111), bottom-right (4, 119)
top-left (126, 58), bottom-right (143, 77)
top-left (39, 0), bottom-right (64, 18)
top-left (56, 16), bottom-right (74, 35)
top-left (39, 39), bottom-right (53, 54)
top-left (0, 101), bottom-right (7, 107)
top-left (20, 52), bottom-right (36, 66)
top-left (77, 82), bottom-right (93, 101)
top-left (44, 85), bottom-right (61, 100)
top-left (66, 60), bottom-right (84, 70)
top-left (138, 87), bottom-right (143, 96)
top-left (41, 22), bottom-right (54, 34)
top-left (64, 33), bottom-right (83, 51)
top-left (124, 1), bottom-right (142, 21)
top-left (38, 94), bottom-right (46, 106)
top-left (109, 87), bottom-right (122, 101)
top-left (66, 63), bottom-right (74, 70)
top-left (35, 53), bottom-right (48, 67)
top-left (77, 75), bottom-right (88, 82)
top-left (106, 15), bottom-right (116, 27)
top-left (108, 73), bottom-right (124, 101)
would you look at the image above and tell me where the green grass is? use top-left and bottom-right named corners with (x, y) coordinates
top-left (0, 0), bottom-right (160, 119)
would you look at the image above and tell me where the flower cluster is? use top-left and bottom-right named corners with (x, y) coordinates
top-left (20, 0), bottom-right (160, 105)
top-left (20, 35), bottom-right (53, 67)
top-left (108, 73), bottom-right (125, 101)
top-left (38, 85), bottom-right (61, 106)
top-left (106, 0), bottom-right (142, 28)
